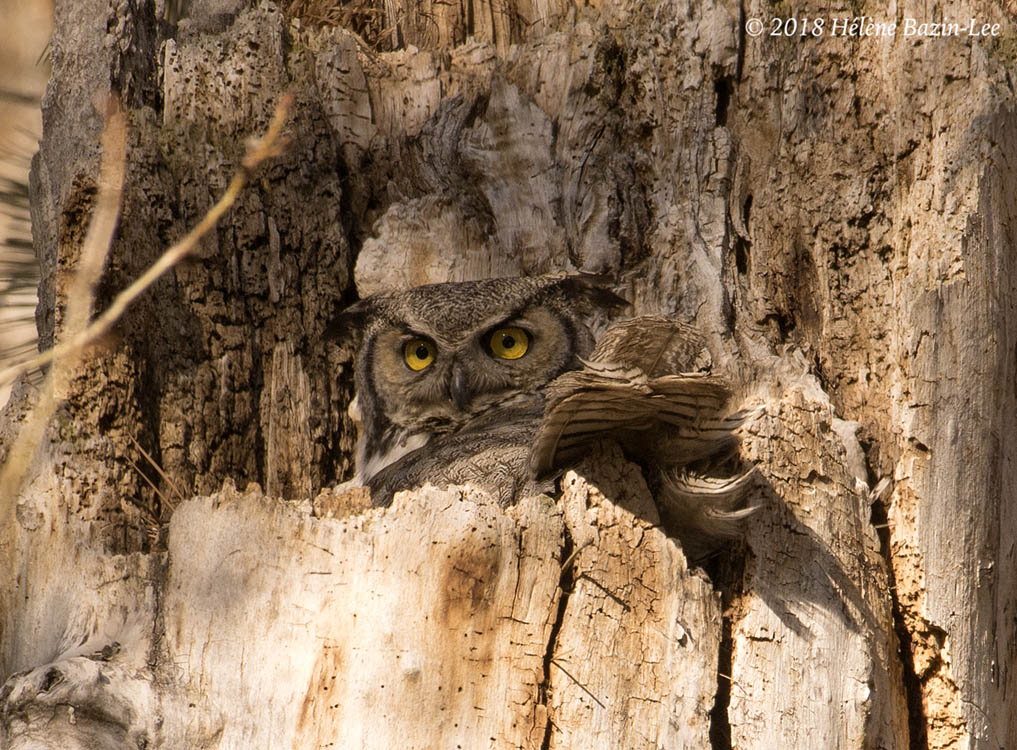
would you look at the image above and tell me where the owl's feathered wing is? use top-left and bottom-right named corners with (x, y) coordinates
top-left (529, 367), bottom-right (742, 476)
top-left (529, 316), bottom-right (758, 558)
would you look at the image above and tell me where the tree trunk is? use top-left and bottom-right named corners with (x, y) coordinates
top-left (2, 0), bottom-right (1015, 747)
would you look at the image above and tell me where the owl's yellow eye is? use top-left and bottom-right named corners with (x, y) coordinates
top-left (488, 327), bottom-right (529, 360)
top-left (403, 339), bottom-right (436, 371)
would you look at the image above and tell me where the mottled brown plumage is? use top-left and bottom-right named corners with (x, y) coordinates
top-left (333, 279), bottom-right (756, 557)
top-left (331, 275), bottom-right (624, 497)
top-left (530, 315), bottom-right (757, 557)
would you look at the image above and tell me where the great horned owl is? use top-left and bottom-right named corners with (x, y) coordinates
top-left (333, 275), bottom-right (622, 487)
top-left (333, 275), bottom-right (755, 557)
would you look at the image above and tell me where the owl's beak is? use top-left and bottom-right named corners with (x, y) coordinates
top-left (450, 361), bottom-right (471, 411)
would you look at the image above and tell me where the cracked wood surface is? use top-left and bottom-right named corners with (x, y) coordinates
top-left (549, 450), bottom-right (722, 748)
top-left (162, 485), bottom-right (564, 748)
top-left (3, 0), bottom-right (1017, 747)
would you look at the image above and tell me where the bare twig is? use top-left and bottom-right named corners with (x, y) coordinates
top-left (0, 94), bottom-right (292, 390)
top-left (0, 96), bottom-right (127, 505)
top-left (0, 94), bottom-right (292, 512)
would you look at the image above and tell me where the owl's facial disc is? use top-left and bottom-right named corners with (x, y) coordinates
top-left (365, 305), bottom-right (576, 438)
top-left (345, 275), bottom-right (621, 488)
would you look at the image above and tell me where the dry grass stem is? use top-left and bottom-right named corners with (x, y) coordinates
top-left (127, 453), bottom-right (171, 510)
top-left (128, 433), bottom-right (186, 507)
top-left (549, 659), bottom-right (606, 709)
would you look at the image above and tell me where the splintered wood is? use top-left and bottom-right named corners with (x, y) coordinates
top-left (149, 470), bottom-right (719, 748)
top-left (161, 484), bottom-right (563, 748)
top-left (550, 448), bottom-right (722, 748)
top-left (5, 0), bottom-right (1017, 747)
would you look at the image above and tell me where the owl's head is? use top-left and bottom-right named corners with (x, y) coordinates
top-left (332, 275), bottom-right (626, 480)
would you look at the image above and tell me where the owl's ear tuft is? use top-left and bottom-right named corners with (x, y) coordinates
top-left (326, 297), bottom-right (375, 346)
top-left (555, 274), bottom-right (630, 310)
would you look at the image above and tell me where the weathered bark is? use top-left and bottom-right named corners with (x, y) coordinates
top-left (2, 0), bottom-right (1016, 747)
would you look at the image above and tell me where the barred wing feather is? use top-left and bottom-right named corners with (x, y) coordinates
top-left (530, 367), bottom-right (739, 479)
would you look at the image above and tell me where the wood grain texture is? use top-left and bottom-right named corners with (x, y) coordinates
top-left (549, 448), bottom-right (722, 748)
top-left (733, 384), bottom-right (908, 749)
top-left (2, 0), bottom-right (1016, 746)
top-left (157, 484), bottom-right (564, 748)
